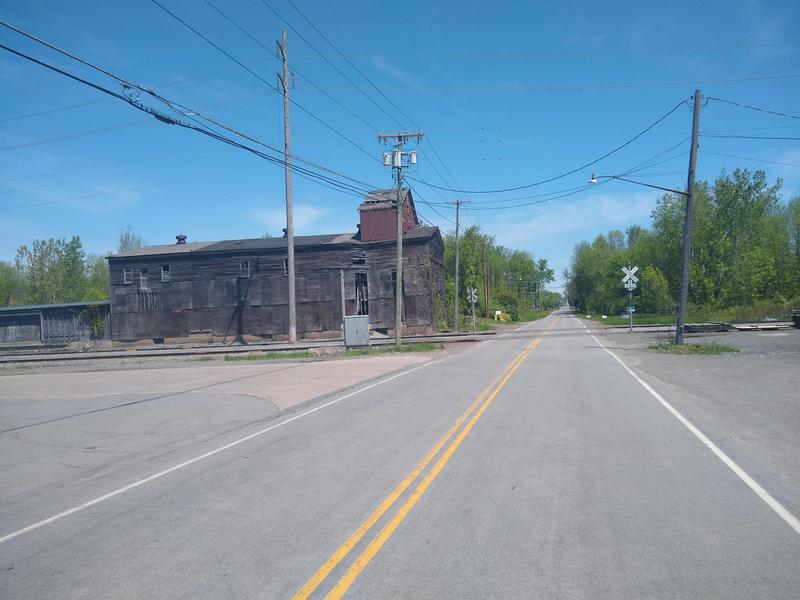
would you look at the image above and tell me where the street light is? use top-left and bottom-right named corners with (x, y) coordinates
top-left (589, 172), bottom-right (693, 345)
top-left (590, 173), bottom-right (688, 198)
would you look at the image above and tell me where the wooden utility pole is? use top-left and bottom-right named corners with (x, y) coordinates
top-left (378, 131), bottom-right (424, 346)
top-left (675, 89), bottom-right (702, 345)
top-left (277, 31), bottom-right (296, 343)
top-left (482, 242), bottom-right (490, 319)
top-left (450, 199), bottom-right (466, 332)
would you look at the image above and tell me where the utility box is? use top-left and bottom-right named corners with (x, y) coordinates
top-left (344, 315), bottom-right (370, 348)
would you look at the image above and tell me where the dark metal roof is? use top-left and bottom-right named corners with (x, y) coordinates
top-left (0, 300), bottom-right (110, 314)
top-left (107, 227), bottom-right (439, 259)
top-left (358, 188), bottom-right (410, 211)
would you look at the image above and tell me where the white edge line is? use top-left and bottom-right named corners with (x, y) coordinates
top-left (0, 355), bottom-right (451, 545)
top-left (583, 319), bottom-right (800, 535)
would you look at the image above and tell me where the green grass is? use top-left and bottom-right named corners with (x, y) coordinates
top-left (648, 341), bottom-right (739, 355)
top-left (224, 351), bottom-right (310, 362)
top-left (191, 356), bottom-right (217, 362)
top-left (345, 342), bottom-right (442, 356)
top-left (586, 313), bottom-right (705, 326)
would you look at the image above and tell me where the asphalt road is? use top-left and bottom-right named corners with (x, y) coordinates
top-left (1, 311), bottom-right (798, 599)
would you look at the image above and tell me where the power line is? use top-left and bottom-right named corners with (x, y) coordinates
top-left (200, 0), bottom-right (381, 134)
top-left (257, 0), bottom-right (408, 132)
top-left (701, 133), bottom-right (800, 140)
top-left (145, 0), bottom-right (378, 163)
top-left (706, 96), bottom-right (800, 120)
top-left (364, 73), bottom-right (800, 93)
top-left (701, 150), bottom-right (800, 168)
top-left (409, 99), bottom-right (688, 194)
top-left (281, 0), bottom-right (470, 225)
top-left (0, 42), bottom-right (381, 201)
top-left (0, 21), bottom-right (385, 195)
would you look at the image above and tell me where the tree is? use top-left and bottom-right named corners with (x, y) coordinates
top-left (0, 261), bottom-right (23, 306)
top-left (118, 225), bottom-right (144, 253)
top-left (638, 266), bottom-right (672, 313)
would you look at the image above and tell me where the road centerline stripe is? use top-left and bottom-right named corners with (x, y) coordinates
top-left (291, 337), bottom-right (539, 600)
top-left (316, 335), bottom-right (545, 600)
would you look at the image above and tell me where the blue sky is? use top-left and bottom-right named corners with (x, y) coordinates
top-left (1, 0), bottom-right (799, 290)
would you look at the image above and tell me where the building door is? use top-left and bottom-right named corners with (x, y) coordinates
top-left (355, 272), bottom-right (368, 315)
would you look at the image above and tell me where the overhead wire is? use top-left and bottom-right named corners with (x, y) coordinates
top-left (706, 96), bottom-right (800, 121)
top-left (408, 99), bottom-right (688, 194)
top-left (145, 0), bottom-right (379, 163)
top-left (0, 43), bottom-right (383, 203)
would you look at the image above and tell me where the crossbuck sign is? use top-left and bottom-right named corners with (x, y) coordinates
top-left (621, 265), bottom-right (639, 283)
top-left (622, 266), bottom-right (639, 289)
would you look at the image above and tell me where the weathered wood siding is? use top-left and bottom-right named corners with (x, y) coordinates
top-left (108, 232), bottom-right (444, 343)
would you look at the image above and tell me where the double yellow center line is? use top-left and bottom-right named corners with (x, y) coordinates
top-left (293, 331), bottom-right (547, 600)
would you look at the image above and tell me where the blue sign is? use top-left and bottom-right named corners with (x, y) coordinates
top-left (627, 306), bottom-right (636, 313)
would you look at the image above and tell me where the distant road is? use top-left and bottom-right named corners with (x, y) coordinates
top-left (1, 310), bottom-right (798, 598)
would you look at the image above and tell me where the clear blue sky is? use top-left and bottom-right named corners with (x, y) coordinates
top-left (1, 0), bottom-right (798, 290)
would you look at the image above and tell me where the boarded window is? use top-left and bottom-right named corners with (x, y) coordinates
top-left (139, 268), bottom-right (149, 290)
top-left (137, 291), bottom-right (161, 312)
top-left (355, 272), bottom-right (368, 315)
top-left (161, 265), bottom-right (170, 282)
top-left (123, 267), bottom-right (132, 284)
top-left (240, 261), bottom-right (250, 278)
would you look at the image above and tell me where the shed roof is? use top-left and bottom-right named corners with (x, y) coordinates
top-left (0, 300), bottom-right (110, 314)
top-left (107, 227), bottom-right (439, 259)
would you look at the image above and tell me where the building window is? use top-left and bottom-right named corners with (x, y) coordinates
top-left (355, 272), bottom-right (368, 315)
top-left (123, 267), bottom-right (132, 284)
top-left (283, 258), bottom-right (289, 276)
top-left (139, 268), bottom-right (149, 290)
top-left (161, 265), bottom-right (170, 282)
top-left (240, 261), bottom-right (250, 278)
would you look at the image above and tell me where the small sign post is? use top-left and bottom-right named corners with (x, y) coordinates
top-left (621, 266), bottom-right (639, 333)
top-left (468, 287), bottom-right (478, 332)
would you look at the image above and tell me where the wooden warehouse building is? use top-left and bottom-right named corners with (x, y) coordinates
top-left (107, 189), bottom-right (444, 344)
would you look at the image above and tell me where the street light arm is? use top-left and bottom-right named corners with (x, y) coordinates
top-left (591, 174), bottom-right (689, 197)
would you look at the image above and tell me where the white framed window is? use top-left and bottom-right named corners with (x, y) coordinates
top-left (161, 265), bottom-right (170, 282)
top-left (283, 258), bottom-right (288, 276)
top-left (240, 261), bottom-right (250, 278)
top-left (123, 267), bottom-right (133, 284)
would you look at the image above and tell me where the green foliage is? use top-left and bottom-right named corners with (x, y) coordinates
top-left (442, 225), bottom-right (560, 326)
top-left (3, 236), bottom-right (112, 307)
top-left (566, 169), bottom-right (799, 316)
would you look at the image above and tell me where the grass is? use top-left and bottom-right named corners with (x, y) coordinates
top-left (345, 342), bottom-right (442, 356)
top-left (586, 313), bottom-right (710, 327)
top-left (224, 351), bottom-right (310, 362)
top-left (648, 341), bottom-right (739, 355)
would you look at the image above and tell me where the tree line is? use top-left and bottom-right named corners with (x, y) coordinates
top-left (442, 224), bottom-right (560, 326)
top-left (565, 168), bottom-right (800, 320)
top-left (0, 226), bottom-right (143, 307)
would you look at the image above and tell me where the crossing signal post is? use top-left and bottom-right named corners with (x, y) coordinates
top-left (622, 266), bottom-right (639, 333)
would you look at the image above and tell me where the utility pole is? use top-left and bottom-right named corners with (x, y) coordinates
top-left (277, 30), bottom-right (296, 344)
top-left (378, 131), bottom-right (424, 347)
top-left (449, 199), bottom-right (467, 332)
top-left (675, 89), bottom-right (702, 345)
top-left (482, 242), bottom-right (490, 319)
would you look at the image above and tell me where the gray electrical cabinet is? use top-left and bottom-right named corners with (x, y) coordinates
top-left (343, 315), bottom-right (370, 348)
